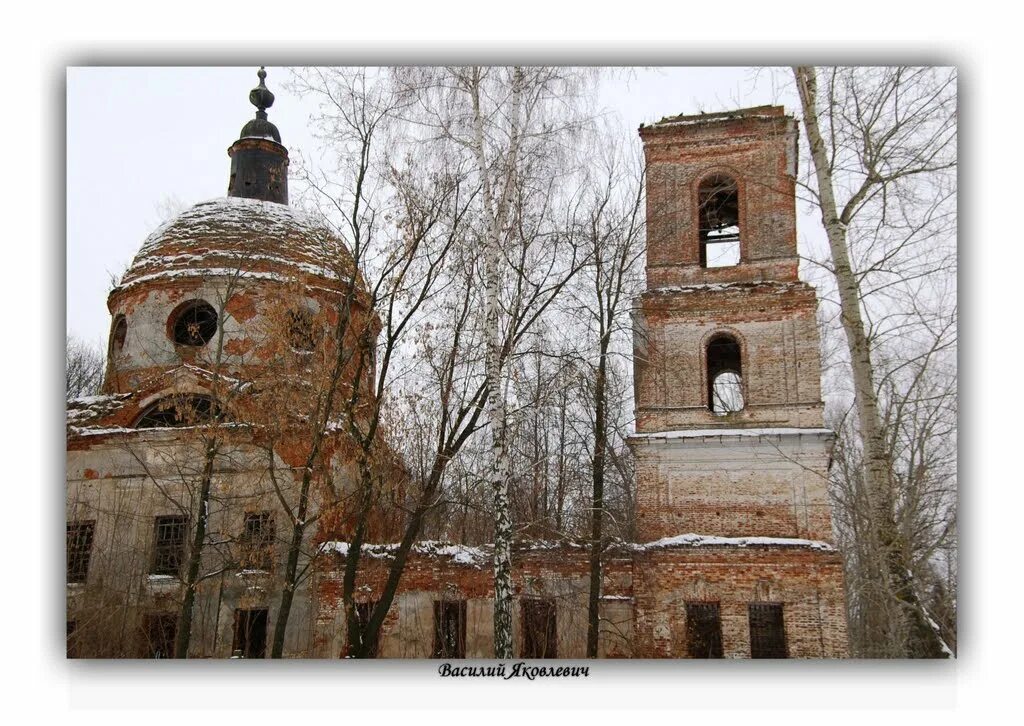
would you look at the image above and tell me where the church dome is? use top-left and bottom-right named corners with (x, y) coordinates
top-left (112, 196), bottom-right (355, 298)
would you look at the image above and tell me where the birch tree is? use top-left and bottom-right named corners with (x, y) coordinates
top-left (394, 65), bottom-right (594, 657)
top-left (793, 65), bottom-right (956, 657)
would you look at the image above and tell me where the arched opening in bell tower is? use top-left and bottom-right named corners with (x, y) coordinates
top-left (697, 174), bottom-right (741, 268)
top-left (706, 333), bottom-right (744, 414)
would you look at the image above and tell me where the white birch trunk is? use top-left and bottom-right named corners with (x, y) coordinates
top-left (794, 66), bottom-right (949, 658)
top-left (467, 66), bottom-right (524, 659)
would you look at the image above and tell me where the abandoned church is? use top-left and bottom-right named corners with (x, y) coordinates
top-left (66, 70), bottom-right (850, 659)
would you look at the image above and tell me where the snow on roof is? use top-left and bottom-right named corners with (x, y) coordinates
top-left (320, 531), bottom-right (836, 566)
top-left (644, 281), bottom-right (807, 296)
top-left (637, 533), bottom-right (835, 553)
top-left (116, 197), bottom-right (355, 294)
top-left (646, 106), bottom-right (787, 129)
top-left (629, 427), bottom-right (834, 441)
top-left (66, 393), bottom-right (132, 426)
top-left (68, 426), bottom-right (139, 437)
top-left (321, 540), bottom-right (489, 568)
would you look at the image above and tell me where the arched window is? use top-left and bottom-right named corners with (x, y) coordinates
top-left (135, 394), bottom-right (221, 429)
top-left (706, 334), bottom-right (744, 415)
top-left (110, 315), bottom-right (127, 355)
top-left (169, 300), bottom-right (218, 347)
top-left (698, 174), bottom-right (740, 268)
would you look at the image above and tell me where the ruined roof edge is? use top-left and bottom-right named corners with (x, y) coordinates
top-left (642, 105), bottom-right (788, 131)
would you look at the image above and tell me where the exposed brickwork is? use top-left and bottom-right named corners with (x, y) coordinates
top-left (625, 105), bottom-right (849, 655)
top-left (634, 282), bottom-right (825, 431)
top-left (312, 542), bottom-right (846, 659)
top-left (67, 101), bottom-right (850, 659)
top-left (640, 106), bottom-right (800, 288)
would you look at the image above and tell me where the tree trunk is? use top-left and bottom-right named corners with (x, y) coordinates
top-left (586, 335), bottom-right (609, 657)
top-left (794, 66), bottom-right (949, 658)
top-left (466, 66), bottom-right (523, 659)
top-left (174, 437), bottom-right (218, 658)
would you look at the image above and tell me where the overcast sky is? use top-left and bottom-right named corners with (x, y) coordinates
top-left (66, 66), bottom-right (799, 346)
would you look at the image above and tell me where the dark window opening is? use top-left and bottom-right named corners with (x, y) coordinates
top-left (151, 515), bottom-right (188, 577)
top-left (67, 520), bottom-right (95, 584)
top-left (749, 602), bottom-right (787, 658)
top-left (240, 512), bottom-right (275, 571)
top-left (66, 620), bottom-right (78, 659)
top-left (707, 335), bottom-right (744, 414)
top-left (170, 300), bottom-right (218, 347)
top-left (110, 315), bottom-right (127, 354)
top-left (432, 600), bottom-right (466, 658)
top-left (232, 608), bottom-right (269, 658)
top-left (686, 602), bottom-right (724, 658)
top-left (698, 174), bottom-right (740, 268)
top-left (135, 395), bottom-right (220, 428)
top-left (355, 600), bottom-right (380, 658)
top-left (143, 613), bottom-right (177, 658)
top-left (287, 308), bottom-right (318, 353)
top-left (522, 598), bottom-right (557, 659)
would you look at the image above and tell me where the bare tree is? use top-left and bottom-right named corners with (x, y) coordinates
top-left (394, 65), bottom-right (595, 657)
top-left (558, 138), bottom-right (646, 656)
top-left (793, 66), bottom-right (956, 657)
top-left (66, 335), bottom-right (104, 399)
top-left (285, 67), bottom-right (491, 658)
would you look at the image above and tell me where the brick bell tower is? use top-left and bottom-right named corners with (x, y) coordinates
top-left (628, 107), bottom-right (849, 657)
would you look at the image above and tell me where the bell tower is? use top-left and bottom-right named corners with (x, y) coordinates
top-left (630, 106), bottom-right (836, 542)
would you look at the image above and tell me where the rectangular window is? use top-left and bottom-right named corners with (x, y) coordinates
top-left (143, 613), bottom-right (177, 658)
top-left (66, 620), bottom-right (78, 659)
top-left (432, 600), bottom-right (466, 659)
top-left (240, 511), bottom-right (275, 571)
top-left (355, 600), bottom-right (380, 658)
top-left (748, 602), bottom-right (787, 658)
top-left (67, 520), bottom-right (95, 583)
top-left (522, 598), bottom-right (557, 659)
top-left (151, 515), bottom-right (188, 577)
top-left (233, 608), bottom-right (269, 658)
top-left (686, 602), bottom-right (724, 658)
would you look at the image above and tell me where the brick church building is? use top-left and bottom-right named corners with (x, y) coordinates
top-left (66, 70), bottom-right (849, 659)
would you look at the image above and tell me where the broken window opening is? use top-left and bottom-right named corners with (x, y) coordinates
top-left (432, 600), bottom-right (466, 659)
top-left (748, 602), bottom-right (787, 658)
top-left (142, 612), bottom-right (177, 658)
top-left (706, 334), bottom-right (744, 414)
top-left (151, 515), bottom-right (188, 577)
top-left (356, 600), bottom-right (380, 658)
top-left (134, 394), bottom-right (220, 428)
top-left (522, 598), bottom-right (558, 659)
top-left (67, 520), bottom-right (95, 584)
top-left (286, 308), bottom-right (318, 353)
top-left (685, 602), bottom-right (724, 658)
top-left (66, 620), bottom-right (79, 658)
top-left (698, 174), bottom-right (741, 268)
top-left (170, 299), bottom-right (218, 347)
top-left (110, 315), bottom-right (127, 354)
top-left (240, 511), bottom-right (275, 571)
top-left (232, 608), bottom-right (269, 658)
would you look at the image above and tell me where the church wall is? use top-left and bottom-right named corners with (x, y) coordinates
top-left (631, 547), bottom-right (849, 658)
top-left (313, 549), bottom-right (637, 659)
top-left (631, 432), bottom-right (835, 541)
top-left (66, 435), bottom-right (330, 657)
top-left (633, 283), bottom-right (825, 432)
top-left (311, 545), bottom-right (847, 659)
